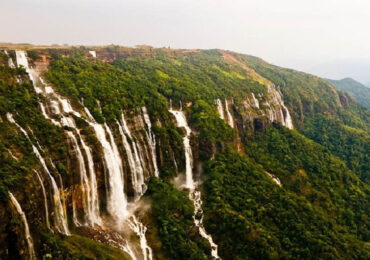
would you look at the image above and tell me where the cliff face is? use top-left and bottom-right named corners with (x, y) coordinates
top-left (0, 47), bottom-right (368, 260)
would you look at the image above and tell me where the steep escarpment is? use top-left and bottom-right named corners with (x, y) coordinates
top-left (0, 46), bottom-right (369, 260)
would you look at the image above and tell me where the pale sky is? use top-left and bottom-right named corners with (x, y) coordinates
top-left (2, 0), bottom-right (370, 84)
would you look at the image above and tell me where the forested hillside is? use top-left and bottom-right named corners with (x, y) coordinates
top-left (0, 46), bottom-right (368, 259)
top-left (327, 77), bottom-right (370, 109)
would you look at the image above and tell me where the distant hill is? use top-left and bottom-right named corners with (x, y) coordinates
top-left (327, 77), bottom-right (370, 109)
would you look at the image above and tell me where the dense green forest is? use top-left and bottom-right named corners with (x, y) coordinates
top-left (0, 47), bottom-right (369, 259)
top-left (327, 77), bottom-right (370, 109)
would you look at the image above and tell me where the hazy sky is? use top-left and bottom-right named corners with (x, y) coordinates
top-left (2, 0), bottom-right (370, 83)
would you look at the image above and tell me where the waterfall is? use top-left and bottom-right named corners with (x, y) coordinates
top-left (8, 192), bottom-right (36, 260)
top-left (266, 85), bottom-right (294, 129)
top-left (35, 170), bottom-right (51, 230)
top-left (251, 93), bottom-right (260, 108)
top-left (72, 187), bottom-right (82, 227)
top-left (136, 140), bottom-right (150, 178)
top-left (127, 216), bottom-right (153, 260)
top-left (169, 108), bottom-right (221, 259)
top-left (282, 105), bottom-right (293, 129)
top-left (4, 50), bottom-right (15, 68)
top-left (216, 99), bottom-right (225, 120)
top-left (266, 172), bottom-right (282, 187)
top-left (224, 99), bottom-right (234, 128)
top-left (35, 76), bottom-right (101, 227)
top-left (61, 114), bottom-right (101, 226)
top-left (118, 113), bottom-right (145, 197)
top-left (69, 132), bottom-right (93, 225)
top-left (141, 107), bottom-right (159, 177)
top-left (7, 149), bottom-right (18, 160)
top-left (85, 108), bottom-right (128, 224)
top-left (15, 50), bottom-right (43, 94)
top-left (78, 131), bottom-right (101, 225)
top-left (89, 50), bottom-right (97, 58)
top-left (116, 120), bottom-right (139, 194)
top-left (85, 107), bottom-right (153, 258)
top-left (8, 58), bottom-right (16, 68)
top-left (7, 113), bottom-right (70, 235)
top-left (168, 109), bottom-right (195, 189)
top-left (49, 173), bottom-right (70, 235)
top-left (190, 190), bottom-right (221, 259)
top-left (14, 50), bottom-right (152, 257)
top-left (105, 121), bottom-right (128, 223)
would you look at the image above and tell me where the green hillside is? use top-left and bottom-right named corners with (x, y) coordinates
top-left (327, 77), bottom-right (370, 109)
top-left (0, 47), bottom-right (369, 259)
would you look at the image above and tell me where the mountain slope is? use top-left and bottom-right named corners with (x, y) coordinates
top-left (327, 77), bottom-right (370, 109)
top-left (0, 46), bottom-right (369, 259)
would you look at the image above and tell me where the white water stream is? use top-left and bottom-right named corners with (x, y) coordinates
top-left (118, 113), bottom-right (145, 197)
top-left (141, 107), bottom-right (159, 177)
top-left (251, 93), bottom-right (260, 109)
top-left (84, 107), bottom-right (128, 224)
top-left (8, 192), bottom-right (36, 260)
top-left (168, 109), bottom-right (195, 189)
top-left (224, 99), bottom-right (234, 128)
top-left (15, 50), bottom-right (42, 94)
top-left (127, 216), bottom-right (153, 260)
top-left (216, 99), bottom-right (225, 120)
top-left (89, 50), bottom-right (97, 58)
top-left (169, 108), bottom-right (220, 259)
top-left (7, 113), bottom-right (70, 235)
top-left (35, 170), bottom-right (50, 230)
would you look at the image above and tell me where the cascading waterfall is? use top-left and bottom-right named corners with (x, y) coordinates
top-left (168, 109), bottom-right (195, 189)
top-left (136, 139), bottom-right (154, 179)
top-left (190, 191), bottom-right (220, 259)
top-left (282, 104), bottom-right (293, 129)
top-left (136, 140), bottom-right (150, 177)
top-left (40, 161), bottom-right (69, 234)
top-left (15, 50), bottom-right (42, 94)
top-left (78, 131), bottom-right (101, 225)
top-left (35, 76), bottom-right (102, 227)
top-left (35, 170), bottom-right (50, 230)
top-left (68, 132), bottom-right (93, 225)
top-left (169, 107), bottom-right (221, 259)
top-left (224, 99), bottom-right (234, 128)
top-left (141, 107), bottom-right (159, 177)
top-left (89, 50), bottom-right (97, 58)
top-left (127, 216), bottom-right (153, 260)
top-left (118, 113), bottom-right (145, 197)
top-left (7, 149), bottom-right (18, 160)
top-left (251, 93), bottom-right (260, 108)
top-left (266, 172), bottom-right (282, 187)
top-left (72, 188), bottom-right (82, 227)
top-left (84, 107), bottom-right (128, 224)
top-left (8, 58), bottom-right (16, 68)
top-left (116, 120), bottom-right (139, 192)
top-left (85, 107), bottom-right (153, 259)
top-left (3, 50), bottom-right (15, 68)
top-left (216, 99), bottom-right (225, 120)
top-left (105, 121), bottom-right (128, 222)
top-left (266, 85), bottom-right (294, 129)
top-left (8, 192), bottom-right (36, 260)
top-left (15, 50), bottom-right (153, 258)
top-left (6, 113), bottom-right (70, 235)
